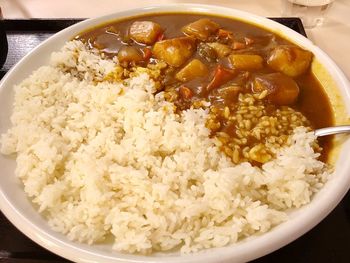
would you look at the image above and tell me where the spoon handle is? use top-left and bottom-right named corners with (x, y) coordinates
top-left (314, 125), bottom-right (350, 137)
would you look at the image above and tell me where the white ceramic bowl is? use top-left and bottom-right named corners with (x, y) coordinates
top-left (1, 4), bottom-right (350, 263)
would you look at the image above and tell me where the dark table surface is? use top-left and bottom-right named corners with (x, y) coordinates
top-left (0, 18), bottom-right (349, 263)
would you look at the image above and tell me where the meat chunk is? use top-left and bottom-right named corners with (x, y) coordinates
top-left (197, 42), bottom-right (217, 62)
top-left (207, 42), bottom-right (231, 58)
top-left (211, 85), bottom-right (242, 105)
top-left (129, 21), bottom-right (163, 45)
top-left (232, 41), bottom-right (246, 50)
top-left (252, 73), bottom-right (300, 105)
top-left (267, 45), bottom-right (313, 77)
top-left (152, 37), bottom-right (196, 67)
top-left (117, 46), bottom-right (143, 66)
top-left (182, 18), bottom-right (220, 41)
top-left (228, 54), bottom-right (263, 70)
top-left (175, 59), bottom-right (208, 82)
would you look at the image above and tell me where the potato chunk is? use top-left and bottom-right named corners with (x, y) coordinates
top-left (267, 45), bottom-right (312, 77)
top-left (207, 42), bottom-right (232, 58)
top-left (182, 18), bottom-right (220, 41)
top-left (252, 73), bottom-right (299, 105)
top-left (153, 37), bottom-right (196, 67)
top-left (129, 21), bottom-right (163, 45)
top-left (228, 54), bottom-right (263, 70)
top-left (175, 59), bottom-right (208, 82)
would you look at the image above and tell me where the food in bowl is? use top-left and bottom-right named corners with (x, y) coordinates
top-left (76, 14), bottom-right (333, 165)
top-left (0, 13), bottom-right (335, 254)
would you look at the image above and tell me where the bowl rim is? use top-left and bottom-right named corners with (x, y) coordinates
top-left (1, 3), bottom-right (350, 263)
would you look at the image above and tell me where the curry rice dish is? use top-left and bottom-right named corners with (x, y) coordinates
top-left (0, 13), bottom-right (333, 254)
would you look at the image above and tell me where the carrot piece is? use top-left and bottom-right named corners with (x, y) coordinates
top-left (232, 41), bottom-right (246, 50)
top-left (156, 33), bottom-right (165, 41)
top-left (142, 47), bottom-right (152, 61)
top-left (179, 86), bottom-right (193, 99)
top-left (218, 29), bottom-right (234, 38)
top-left (207, 65), bottom-right (236, 92)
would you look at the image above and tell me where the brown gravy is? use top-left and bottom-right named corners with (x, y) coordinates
top-left (76, 13), bottom-right (334, 162)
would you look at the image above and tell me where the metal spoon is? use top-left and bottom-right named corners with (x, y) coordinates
top-left (314, 125), bottom-right (350, 137)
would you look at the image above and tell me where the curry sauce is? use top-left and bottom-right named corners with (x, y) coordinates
top-left (76, 13), bottom-right (333, 163)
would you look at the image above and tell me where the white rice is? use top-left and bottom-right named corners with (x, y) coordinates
top-left (0, 41), bottom-right (331, 254)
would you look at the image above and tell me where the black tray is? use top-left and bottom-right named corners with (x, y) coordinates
top-left (0, 18), bottom-right (349, 263)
